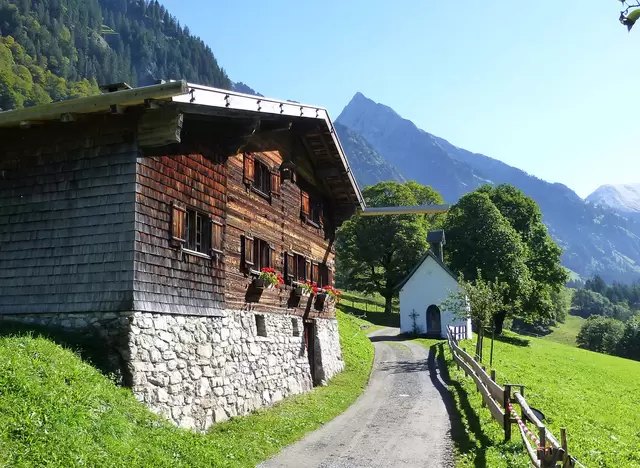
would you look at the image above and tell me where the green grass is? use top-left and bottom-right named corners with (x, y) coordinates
top-left (338, 290), bottom-right (400, 328)
top-left (414, 332), bottom-right (640, 467)
top-left (539, 314), bottom-right (585, 347)
top-left (0, 311), bottom-right (374, 468)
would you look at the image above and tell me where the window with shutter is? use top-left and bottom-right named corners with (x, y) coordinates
top-left (244, 236), bottom-right (274, 272)
top-left (270, 170), bottom-right (281, 196)
top-left (312, 262), bottom-right (320, 286)
top-left (170, 202), bottom-right (187, 247)
top-left (301, 190), bottom-right (310, 218)
top-left (243, 153), bottom-right (255, 185)
top-left (306, 259), bottom-right (312, 283)
top-left (319, 263), bottom-right (331, 287)
top-left (253, 159), bottom-right (271, 195)
top-left (211, 220), bottom-right (223, 253)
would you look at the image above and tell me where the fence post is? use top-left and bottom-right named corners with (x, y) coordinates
top-left (503, 384), bottom-right (512, 441)
top-left (538, 425), bottom-right (547, 468)
top-left (561, 428), bottom-right (569, 467)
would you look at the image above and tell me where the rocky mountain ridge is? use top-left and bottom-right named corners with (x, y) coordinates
top-left (336, 92), bottom-right (640, 282)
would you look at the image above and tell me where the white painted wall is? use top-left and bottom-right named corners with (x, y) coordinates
top-left (399, 256), bottom-right (472, 338)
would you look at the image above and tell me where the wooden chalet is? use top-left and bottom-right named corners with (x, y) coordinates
top-left (0, 81), bottom-right (364, 429)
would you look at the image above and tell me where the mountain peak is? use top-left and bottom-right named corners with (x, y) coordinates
top-left (587, 183), bottom-right (640, 213)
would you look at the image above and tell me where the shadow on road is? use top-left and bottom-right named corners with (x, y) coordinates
top-left (369, 334), bottom-right (406, 343)
top-left (428, 343), bottom-right (489, 468)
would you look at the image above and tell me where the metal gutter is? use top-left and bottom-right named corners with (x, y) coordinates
top-left (0, 80), bottom-right (189, 128)
top-left (360, 205), bottom-right (450, 216)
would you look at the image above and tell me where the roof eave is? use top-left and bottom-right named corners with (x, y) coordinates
top-left (0, 80), bottom-right (189, 128)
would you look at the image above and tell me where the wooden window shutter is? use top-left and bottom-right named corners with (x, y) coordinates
top-left (312, 262), bottom-right (320, 286)
top-left (306, 258), bottom-right (312, 282)
top-left (243, 153), bottom-right (255, 185)
top-left (270, 170), bottom-right (281, 196)
top-left (242, 235), bottom-right (254, 270)
top-left (285, 253), bottom-right (295, 284)
top-left (301, 190), bottom-right (310, 218)
top-left (328, 266), bottom-right (334, 287)
top-left (170, 202), bottom-right (187, 247)
top-left (211, 220), bottom-right (223, 253)
top-left (270, 245), bottom-right (277, 270)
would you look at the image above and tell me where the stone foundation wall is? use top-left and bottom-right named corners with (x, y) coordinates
top-left (0, 309), bottom-right (345, 432)
top-left (313, 318), bottom-right (345, 385)
top-left (128, 310), bottom-right (313, 431)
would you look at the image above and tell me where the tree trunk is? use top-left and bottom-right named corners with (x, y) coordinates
top-left (384, 294), bottom-right (393, 315)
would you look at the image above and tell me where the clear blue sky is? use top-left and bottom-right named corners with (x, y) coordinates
top-left (161, 0), bottom-right (640, 198)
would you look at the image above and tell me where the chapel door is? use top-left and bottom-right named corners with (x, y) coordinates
top-left (426, 304), bottom-right (442, 337)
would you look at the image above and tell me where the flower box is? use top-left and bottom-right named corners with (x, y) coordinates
top-left (293, 286), bottom-right (310, 297)
top-left (253, 278), bottom-right (269, 290)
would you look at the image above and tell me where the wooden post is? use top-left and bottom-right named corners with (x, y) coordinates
top-left (538, 424), bottom-right (547, 468)
top-left (561, 428), bottom-right (569, 467)
top-left (503, 384), bottom-right (512, 441)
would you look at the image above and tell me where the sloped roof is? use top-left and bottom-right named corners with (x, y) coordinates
top-left (396, 250), bottom-right (459, 291)
top-left (0, 80), bottom-right (365, 219)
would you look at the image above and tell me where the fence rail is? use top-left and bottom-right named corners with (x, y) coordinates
top-left (446, 326), bottom-right (581, 468)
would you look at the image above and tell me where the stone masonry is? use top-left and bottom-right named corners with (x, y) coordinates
top-left (129, 310), bottom-right (314, 431)
top-left (0, 310), bottom-right (344, 432)
top-left (313, 318), bottom-right (345, 385)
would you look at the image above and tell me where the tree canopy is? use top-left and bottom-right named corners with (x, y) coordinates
top-left (336, 181), bottom-right (444, 314)
top-left (0, 0), bottom-right (231, 110)
top-left (444, 184), bottom-right (567, 322)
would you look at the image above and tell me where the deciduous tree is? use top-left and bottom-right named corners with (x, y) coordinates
top-left (336, 181), bottom-right (444, 314)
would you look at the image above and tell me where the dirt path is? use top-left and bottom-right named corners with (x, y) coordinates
top-left (259, 328), bottom-right (455, 468)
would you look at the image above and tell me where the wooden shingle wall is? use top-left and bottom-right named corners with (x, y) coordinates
top-left (133, 149), bottom-right (227, 315)
top-left (0, 116), bottom-right (138, 314)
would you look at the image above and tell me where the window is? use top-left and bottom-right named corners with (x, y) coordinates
top-left (243, 235), bottom-right (274, 272)
top-left (185, 209), bottom-right (211, 254)
top-left (170, 203), bottom-right (220, 257)
top-left (254, 159), bottom-right (271, 195)
top-left (300, 190), bottom-right (323, 227)
top-left (285, 252), bottom-right (310, 285)
top-left (243, 153), bottom-right (280, 199)
top-left (255, 314), bottom-right (267, 337)
top-left (292, 318), bottom-right (300, 337)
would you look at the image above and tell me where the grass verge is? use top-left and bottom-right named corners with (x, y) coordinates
top-left (0, 311), bottom-right (374, 468)
top-left (415, 332), bottom-right (640, 467)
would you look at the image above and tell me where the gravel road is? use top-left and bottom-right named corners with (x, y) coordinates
top-left (258, 327), bottom-right (455, 468)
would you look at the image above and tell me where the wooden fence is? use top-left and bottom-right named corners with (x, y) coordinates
top-left (446, 326), bottom-right (581, 468)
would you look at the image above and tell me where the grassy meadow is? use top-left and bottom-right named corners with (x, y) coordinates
top-left (416, 330), bottom-right (640, 467)
top-left (0, 311), bottom-right (374, 468)
top-left (539, 313), bottom-right (585, 347)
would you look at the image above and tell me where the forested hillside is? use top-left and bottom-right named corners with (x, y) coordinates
top-left (0, 0), bottom-right (231, 110)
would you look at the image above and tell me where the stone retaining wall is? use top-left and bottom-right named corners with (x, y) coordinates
top-left (129, 310), bottom-right (313, 430)
top-left (313, 318), bottom-right (345, 385)
top-left (1, 309), bottom-right (345, 432)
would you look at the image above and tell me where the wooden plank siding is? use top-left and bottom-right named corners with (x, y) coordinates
top-left (224, 144), bottom-right (336, 320)
top-left (0, 115), bottom-right (138, 314)
top-left (133, 151), bottom-right (227, 315)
